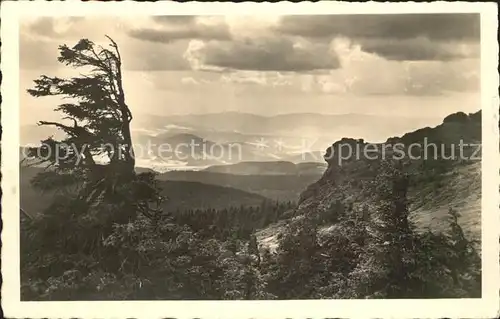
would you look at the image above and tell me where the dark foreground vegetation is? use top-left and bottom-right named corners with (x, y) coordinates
top-left (20, 38), bottom-right (481, 300)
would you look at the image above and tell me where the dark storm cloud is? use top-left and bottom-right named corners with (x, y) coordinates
top-left (276, 14), bottom-right (480, 41)
top-left (359, 37), bottom-right (479, 61)
top-left (187, 37), bottom-right (340, 72)
top-left (128, 27), bottom-right (230, 43)
top-left (128, 16), bottom-right (231, 43)
top-left (276, 14), bottom-right (480, 61)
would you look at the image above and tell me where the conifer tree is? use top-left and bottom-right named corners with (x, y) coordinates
top-left (26, 36), bottom-right (161, 218)
top-left (248, 234), bottom-right (261, 265)
top-left (349, 159), bottom-right (415, 298)
top-left (374, 160), bottom-right (413, 295)
top-left (445, 207), bottom-right (481, 296)
top-left (21, 37), bottom-right (162, 284)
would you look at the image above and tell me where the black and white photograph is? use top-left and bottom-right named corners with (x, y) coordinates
top-left (1, 1), bottom-right (499, 318)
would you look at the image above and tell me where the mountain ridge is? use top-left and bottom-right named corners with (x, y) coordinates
top-left (257, 110), bottom-right (482, 251)
top-left (203, 160), bottom-right (327, 176)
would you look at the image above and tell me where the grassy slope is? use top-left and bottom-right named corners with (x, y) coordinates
top-left (409, 161), bottom-right (481, 239)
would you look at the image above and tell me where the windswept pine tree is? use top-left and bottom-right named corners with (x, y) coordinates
top-left (25, 36), bottom-right (159, 213)
top-left (27, 36), bottom-right (163, 215)
top-left (21, 37), bottom-right (163, 291)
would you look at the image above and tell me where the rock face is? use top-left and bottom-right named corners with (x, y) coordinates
top-left (299, 137), bottom-right (369, 204)
top-left (258, 111), bottom-right (482, 251)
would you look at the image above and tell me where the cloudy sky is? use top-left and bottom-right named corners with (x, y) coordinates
top-left (20, 14), bottom-right (480, 126)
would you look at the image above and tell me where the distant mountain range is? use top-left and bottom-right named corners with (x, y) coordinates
top-left (21, 112), bottom-right (443, 168)
top-left (203, 161), bottom-right (327, 176)
top-left (131, 130), bottom-right (330, 167)
top-left (133, 112), bottom-right (440, 142)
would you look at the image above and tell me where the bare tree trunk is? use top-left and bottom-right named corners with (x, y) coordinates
top-left (107, 35), bottom-right (135, 172)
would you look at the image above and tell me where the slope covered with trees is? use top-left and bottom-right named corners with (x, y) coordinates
top-left (159, 170), bottom-right (321, 201)
top-left (19, 165), bottom-right (274, 214)
top-left (259, 160), bottom-right (480, 299)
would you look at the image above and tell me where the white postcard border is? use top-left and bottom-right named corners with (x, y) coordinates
top-left (1, 1), bottom-right (499, 318)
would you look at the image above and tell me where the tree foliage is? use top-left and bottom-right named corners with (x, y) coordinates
top-left (25, 37), bottom-right (143, 205)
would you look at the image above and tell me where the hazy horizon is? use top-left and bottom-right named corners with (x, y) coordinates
top-left (20, 108), bottom-right (452, 125)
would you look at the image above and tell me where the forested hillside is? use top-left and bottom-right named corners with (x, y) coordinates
top-left (20, 165), bottom-right (273, 213)
top-left (158, 170), bottom-right (321, 201)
